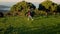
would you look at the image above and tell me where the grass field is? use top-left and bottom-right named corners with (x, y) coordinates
top-left (0, 15), bottom-right (60, 34)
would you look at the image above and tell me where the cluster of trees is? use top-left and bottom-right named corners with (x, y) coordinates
top-left (5, 0), bottom-right (60, 16)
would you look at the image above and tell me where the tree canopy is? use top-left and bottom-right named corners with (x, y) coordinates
top-left (10, 1), bottom-right (36, 15)
top-left (9, 0), bottom-right (60, 16)
top-left (38, 0), bottom-right (58, 13)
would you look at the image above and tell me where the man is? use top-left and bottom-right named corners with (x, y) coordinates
top-left (25, 9), bottom-right (34, 21)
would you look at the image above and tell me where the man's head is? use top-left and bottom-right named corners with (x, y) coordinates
top-left (31, 8), bottom-right (33, 10)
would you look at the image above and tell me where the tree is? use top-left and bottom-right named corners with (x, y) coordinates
top-left (0, 12), bottom-right (4, 17)
top-left (38, 0), bottom-right (58, 14)
top-left (10, 1), bottom-right (36, 16)
top-left (57, 5), bottom-right (60, 13)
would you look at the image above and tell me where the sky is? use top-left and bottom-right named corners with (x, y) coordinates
top-left (0, 0), bottom-right (60, 10)
top-left (0, 0), bottom-right (60, 8)
top-left (0, 0), bottom-right (60, 4)
top-left (0, 0), bottom-right (60, 3)
top-left (0, 0), bottom-right (44, 2)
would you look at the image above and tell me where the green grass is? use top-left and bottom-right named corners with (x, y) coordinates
top-left (0, 15), bottom-right (60, 34)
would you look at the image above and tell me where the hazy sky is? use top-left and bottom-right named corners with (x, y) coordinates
top-left (0, 0), bottom-right (60, 3)
top-left (0, 0), bottom-right (60, 7)
top-left (0, 0), bottom-right (44, 3)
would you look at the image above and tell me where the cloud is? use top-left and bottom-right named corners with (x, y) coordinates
top-left (0, 0), bottom-right (44, 2)
top-left (51, 0), bottom-right (60, 4)
top-left (0, 0), bottom-right (60, 4)
top-left (0, 0), bottom-right (22, 2)
top-left (25, 0), bottom-right (44, 3)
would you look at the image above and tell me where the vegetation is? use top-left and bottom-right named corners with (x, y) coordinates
top-left (0, 0), bottom-right (60, 34)
top-left (38, 0), bottom-right (58, 15)
top-left (10, 1), bottom-right (36, 16)
top-left (0, 15), bottom-right (60, 34)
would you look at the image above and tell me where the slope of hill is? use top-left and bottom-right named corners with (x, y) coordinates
top-left (0, 5), bottom-right (10, 13)
top-left (0, 5), bottom-right (10, 10)
top-left (0, 5), bottom-right (9, 8)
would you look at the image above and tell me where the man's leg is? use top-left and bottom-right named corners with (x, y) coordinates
top-left (28, 16), bottom-right (30, 21)
top-left (30, 16), bottom-right (34, 21)
top-left (28, 17), bottom-right (29, 21)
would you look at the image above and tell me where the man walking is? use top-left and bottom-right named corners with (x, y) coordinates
top-left (25, 9), bottom-right (34, 21)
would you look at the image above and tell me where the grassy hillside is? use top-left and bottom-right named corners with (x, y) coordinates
top-left (0, 15), bottom-right (60, 34)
